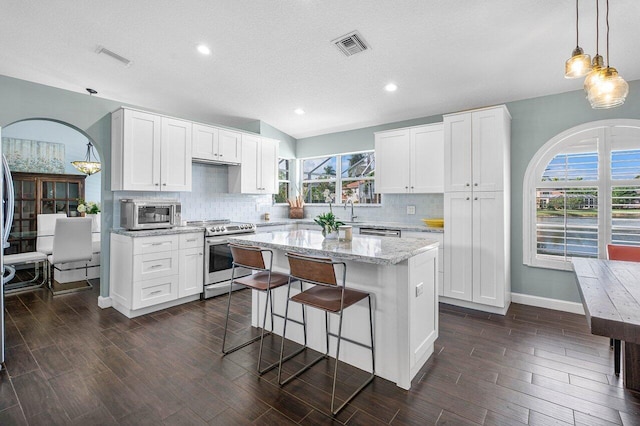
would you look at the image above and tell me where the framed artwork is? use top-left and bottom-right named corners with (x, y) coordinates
top-left (2, 137), bottom-right (66, 173)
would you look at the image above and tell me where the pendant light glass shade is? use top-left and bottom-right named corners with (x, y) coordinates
top-left (565, 0), bottom-right (591, 78)
top-left (584, 0), bottom-right (629, 109)
top-left (71, 142), bottom-right (101, 175)
top-left (565, 46), bottom-right (592, 78)
top-left (586, 66), bottom-right (629, 108)
top-left (583, 54), bottom-right (604, 92)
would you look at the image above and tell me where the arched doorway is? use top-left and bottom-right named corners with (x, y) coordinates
top-left (2, 118), bottom-right (103, 291)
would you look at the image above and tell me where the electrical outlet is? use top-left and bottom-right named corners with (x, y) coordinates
top-left (407, 205), bottom-right (416, 215)
top-left (416, 282), bottom-right (424, 297)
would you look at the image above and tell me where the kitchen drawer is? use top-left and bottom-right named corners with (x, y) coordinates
top-left (132, 275), bottom-right (179, 309)
top-left (133, 235), bottom-right (179, 255)
top-left (179, 232), bottom-right (203, 249)
top-left (134, 251), bottom-right (179, 281)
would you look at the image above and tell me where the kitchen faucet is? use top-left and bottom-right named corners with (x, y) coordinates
top-left (344, 199), bottom-right (357, 222)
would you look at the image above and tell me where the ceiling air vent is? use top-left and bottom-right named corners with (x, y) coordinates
top-left (95, 45), bottom-right (133, 67)
top-left (332, 31), bottom-right (369, 57)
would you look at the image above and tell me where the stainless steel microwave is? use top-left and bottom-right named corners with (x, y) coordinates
top-left (120, 199), bottom-right (181, 230)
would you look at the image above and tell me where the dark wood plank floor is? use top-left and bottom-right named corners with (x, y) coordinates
top-left (2, 283), bottom-right (640, 425)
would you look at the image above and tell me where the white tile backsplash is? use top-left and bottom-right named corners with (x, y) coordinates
top-left (111, 163), bottom-right (444, 226)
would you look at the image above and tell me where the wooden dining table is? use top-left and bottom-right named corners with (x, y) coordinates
top-left (572, 258), bottom-right (640, 393)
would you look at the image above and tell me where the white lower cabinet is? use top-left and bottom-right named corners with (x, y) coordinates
top-left (110, 232), bottom-right (204, 318)
top-left (444, 191), bottom-right (509, 313)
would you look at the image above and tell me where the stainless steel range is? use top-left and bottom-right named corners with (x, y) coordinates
top-left (187, 220), bottom-right (256, 299)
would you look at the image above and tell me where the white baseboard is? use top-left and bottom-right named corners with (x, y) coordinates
top-left (97, 296), bottom-right (112, 309)
top-left (511, 292), bottom-right (584, 315)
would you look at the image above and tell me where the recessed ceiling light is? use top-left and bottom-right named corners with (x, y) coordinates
top-left (385, 83), bottom-right (398, 92)
top-left (197, 44), bottom-right (211, 55)
top-left (294, 108), bottom-right (305, 115)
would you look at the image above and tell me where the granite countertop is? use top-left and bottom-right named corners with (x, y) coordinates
top-left (111, 226), bottom-right (205, 237)
top-left (227, 229), bottom-right (439, 265)
top-left (255, 219), bottom-right (444, 233)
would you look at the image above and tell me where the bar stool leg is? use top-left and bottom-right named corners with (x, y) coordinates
top-left (222, 266), bottom-right (268, 356)
top-left (330, 295), bottom-right (376, 416)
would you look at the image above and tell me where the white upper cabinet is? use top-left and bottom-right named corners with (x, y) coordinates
top-left (228, 135), bottom-right (279, 194)
top-left (111, 108), bottom-right (192, 192)
top-left (192, 124), bottom-right (241, 164)
top-left (375, 123), bottom-right (444, 194)
top-left (444, 106), bottom-right (510, 192)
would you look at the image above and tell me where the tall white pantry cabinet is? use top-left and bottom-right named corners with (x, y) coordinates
top-left (443, 105), bottom-right (511, 314)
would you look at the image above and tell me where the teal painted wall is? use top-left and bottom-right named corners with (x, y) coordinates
top-left (260, 121), bottom-right (296, 158)
top-left (297, 80), bottom-right (640, 303)
top-left (296, 116), bottom-right (443, 158)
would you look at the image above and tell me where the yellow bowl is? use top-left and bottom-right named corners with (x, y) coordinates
top-left (422, 218), bottom-right (444, 228)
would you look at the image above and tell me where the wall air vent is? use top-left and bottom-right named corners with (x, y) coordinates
top-left (95, 46), bottom-right (133, 67)
top-left (332, 31), bottom-right (369, 57)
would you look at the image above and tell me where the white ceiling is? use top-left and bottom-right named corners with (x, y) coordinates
top-left (2, 1), bottom-right (639, 139)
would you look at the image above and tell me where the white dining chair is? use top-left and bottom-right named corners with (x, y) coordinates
top-left (36, 213), bottom-right (67, 256)
top-left (47, 217), bottom-right (93, 294)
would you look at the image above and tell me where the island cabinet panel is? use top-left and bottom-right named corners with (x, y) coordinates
top-left (109, 231), bottom-right (203, 318)
top-left (407, 250), bottom-right (438, 375)
top-left (375, 123), bottom-right (444, 194)
top-left (402, 231), bottom-right (443, 296)
top-left (230, 229), bottom-right (439, 390)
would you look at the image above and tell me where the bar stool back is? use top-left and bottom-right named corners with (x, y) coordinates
top-left (278, 252), bottom-right (375, 416)
top-left (222, 244), bottom-right (305, 375)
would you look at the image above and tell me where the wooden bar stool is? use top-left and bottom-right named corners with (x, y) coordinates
top-left (277, 252), bottom-right (375, 416)
top-left (222, 243), bottom-right (305, 375)
top-left (606, 244), bottom-right (640, 376)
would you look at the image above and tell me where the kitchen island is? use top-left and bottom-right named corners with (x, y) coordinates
top-left (227, 229), bottom-right (439, 389)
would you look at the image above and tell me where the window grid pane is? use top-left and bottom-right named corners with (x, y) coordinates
top-left (611, 149), bottom-right (640, 180)
top-left (542, 152), bottom-right (598, 182)
top-left (302, 157), bottom-right (337, 180)
top-left (536, 187), bottom-right (598, 259)
top-left (611, 186), bottom-right (640, 246)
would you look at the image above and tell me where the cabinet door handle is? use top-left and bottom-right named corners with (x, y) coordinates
top-left (151, 242), bottom-right (165, 246)
top-left (474, 197), bottom-right (478, 200)
top-left (163, 183), bottom-right (167, 186)
top-left (474, 183), bottom-right (478, 186)
top-left (214, 153), bottom-right (219, 156)
top-left (466, 183), bottom-right (470, 187)
top-left (149, 290), bottom-right (162, 295)
top-left (466, 197), bottom-right (470, 200)
top-left (198, 252), bottom-right (203, 255)
top-left (186, 238), bottom-right (197, 242)
top-left (149, 264), bottom-right (163, 269)
top-left (155, 183), bottom-right (159, 186)
top-left (219, 154), bottom-right (223, 157)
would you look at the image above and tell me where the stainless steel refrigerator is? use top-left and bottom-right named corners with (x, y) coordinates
top-left (1, 127), bottom-right (16, 369)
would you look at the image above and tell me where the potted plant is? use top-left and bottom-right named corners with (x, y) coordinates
top-left (77, 199), bottom-right (101, 231)
top-left (314, 211), bottom-right (344, 239)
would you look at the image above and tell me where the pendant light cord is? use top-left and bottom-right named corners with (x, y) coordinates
top-left (575, 0), bottom-right (579, 47)
top-left (605, 0), bottom-right (610, 66)
top-left (595, 0), bottom-right (599, 55)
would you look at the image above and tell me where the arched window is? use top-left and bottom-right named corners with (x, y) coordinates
top-left (523, 120), bottom-right (640, 270)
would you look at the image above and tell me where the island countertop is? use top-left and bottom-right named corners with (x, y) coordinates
top-left (227, 229), bottom-right (439, 265)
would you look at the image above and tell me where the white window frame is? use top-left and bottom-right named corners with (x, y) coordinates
top-left (298, 150), bottom-right (380, 205)
top-left (523, 119), bottom-right (640, 271)
top-left (274, 157), bottom-right (292, 204)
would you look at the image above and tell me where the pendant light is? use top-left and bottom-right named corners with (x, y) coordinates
top-left (71, 141), bottom-right (101, 175)
top-left (585, 0), bottom-right (629, 108)
top-left (565, 0), bottom-right (592, 78)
